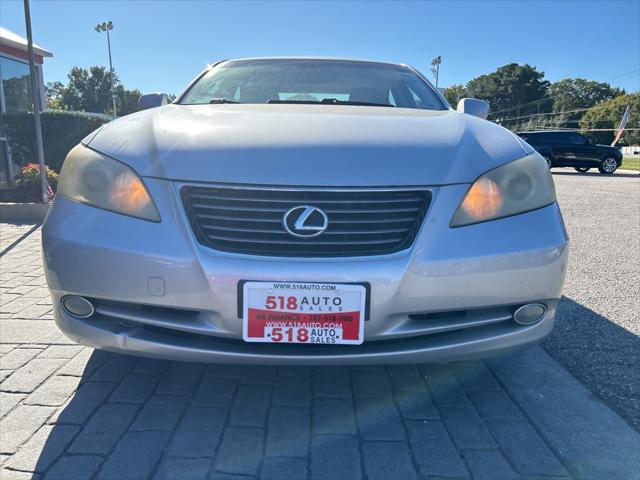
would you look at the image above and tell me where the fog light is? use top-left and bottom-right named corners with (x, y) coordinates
top-left (513, 303), bottom-right (546, 325)
top-left (62, 296), bottom-right (95, 318)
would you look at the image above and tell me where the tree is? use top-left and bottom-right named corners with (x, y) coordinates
top-left (549, 78), bottom-right (625, 113)
top-left (466, 63), bottom-right (550, 118)
top-left (443, 84), bottom-right (467, 107)
top-left (45, 66), bottom-right (147, 116)
top-left (580, 93), bottom-right (639, 145)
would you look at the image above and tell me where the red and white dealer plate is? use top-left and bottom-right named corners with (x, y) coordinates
top-left (242, 281), bottom-right (366, 345)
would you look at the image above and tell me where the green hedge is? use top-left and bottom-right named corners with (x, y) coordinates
top-left (3, 110), bottom-right (111, 172)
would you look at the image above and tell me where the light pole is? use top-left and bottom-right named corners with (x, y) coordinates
top-left (430, 55), bottom-right (442, 89)
top-left (95, 21), bottom-right (117, 117)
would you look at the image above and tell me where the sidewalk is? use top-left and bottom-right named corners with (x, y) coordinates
top-left (1, 224), bottom-right (639, 480)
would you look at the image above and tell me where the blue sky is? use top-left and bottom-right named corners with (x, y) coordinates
top-left (2, 0), bottom-right (639, 95)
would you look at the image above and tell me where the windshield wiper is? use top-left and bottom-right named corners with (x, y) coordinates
top-left (209, 98), bottom-right (241, 104)
top-left (267, 98), bottom-right (393, 108)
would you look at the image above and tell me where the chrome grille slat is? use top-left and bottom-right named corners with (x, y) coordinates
top-left (181, 185), bottom-right (432, 257)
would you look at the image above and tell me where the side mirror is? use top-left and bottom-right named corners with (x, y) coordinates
top-left (138, 93), bottom-right (168, 111)
top-left (456, 98), bottom-right (490, 119)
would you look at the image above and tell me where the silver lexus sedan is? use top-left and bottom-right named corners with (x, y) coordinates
top-left (42, 58), bottom-right (568, 365)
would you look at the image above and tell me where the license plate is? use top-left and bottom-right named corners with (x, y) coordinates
top-left (242, 281), bottom-right (366, 345)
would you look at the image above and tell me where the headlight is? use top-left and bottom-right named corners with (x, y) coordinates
top-left (58, 144), bottom-right (160, 222)
top-left (450, 153), bottom-right (556, 227)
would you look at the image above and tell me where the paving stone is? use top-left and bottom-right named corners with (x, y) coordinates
top-left (386, 365), bottom-right (427, 392)
top-left (0, 348), bottom-right (41, 370)
top-left (241, 365), bottom-right (277, 384)
top-left (278, 366), bottom-right (311, 376)
top-left (0, 468), bottom-right (41, 480)
top-left (462, 449), bottom-right (519, 480)
top-left (56, 349), bottom-right (110, 378)
top-left (467, 390), bottom-right (523, 421)
top-left (192, 377), bottom-right (238, 407)
top-left (49, 382), bottom-right (114, 425)
top-left (37, 346), bottom-right (84, 359)
top-left (0, 405), bottom-right (55, 454)
top-left (167, 407), bottom-right (227, 458)
top-left (419, 363), bottom-right (458, 384)
top-left (132, 358), bottom-right (171, 374)
top-left (210, 473), bottom-right (254, 480)
top-left (272, 375), bottom-right (312, 407)
top-left (362, 441), bottom-right (417, 480)
top-left (312, 367), bottom-right (351, 398)
top-left (312, 398), bottom-right (357, 435)
top-left (355, 397), bottom-right (404, 441)
top-left (0, 358), bottom-right (66, 393)
top-left (229, 384), bottom-right (272, 427)
top-left (351, 370), bottom-right (392, 398)
top-left (3, 424), bottom-right (79, 473)
top-left (0, 392), bottom-right (25, 418)
top-left (156, 362), bottom-right (205, 395)
top-left (205, 363), bottom-right (245, 379)
top-left (488, 347), bottom-right (640, 480)
top-left (108, 373), bottom-right (161, 403)
top-left (449, 361), bottom-right (502, 392)
top-left (486, 419), bottom-right (568, 477)
top-left (439, 407), bottom-right (495, 449)
top-left (25, 376), bottom-right (81, 406)
top-left (215, 427), bottom-right (264, 476)
top-left (405, 420), bottom-right (468, 478)
top-left (153, 457), bottom-right (211, 480)
top-left (266, 407), bottom-right (310, 458)
top-left (67, 403), bottom-right (139, 455)
top-left (97, 431), bottom-right (170, 480)
top-left (394, 390), bottom-right (440, 420)
top-left (44, 455), bottom-right (103, 480)
top-left (0, 345), bottom-right (17, 355)
top-left (311, 434), bottom-right (361, 480)
top-left (428, 383), bottom-right (473, 408)
top-left (89, 354), bottom-right (138, 383)
top-left (130, 395), bottom-right (189, 431)
top-left (260, 457), bottom-right (307, 480)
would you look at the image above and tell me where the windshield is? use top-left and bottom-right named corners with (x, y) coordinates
top-left (179, 59), bottom-right (447, 110)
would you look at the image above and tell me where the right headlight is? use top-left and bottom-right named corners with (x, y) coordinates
top-left (450, 153), bottom-right (556, 227)
top-left (58, 144), bottom-right (160, 222)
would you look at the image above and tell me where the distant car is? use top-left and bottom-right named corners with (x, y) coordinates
top-left (518, 130), bottom-right (622, 174)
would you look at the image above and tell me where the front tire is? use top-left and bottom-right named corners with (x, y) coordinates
top-left (575, 167), bottom-right (590, 173)
top-left (598, 157), bottom-right (618, 174)
top-left (543, 155), bottom-right (553, 169)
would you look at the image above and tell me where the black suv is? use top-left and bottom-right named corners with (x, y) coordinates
top-left (518, 130), bottom-right (623, 174)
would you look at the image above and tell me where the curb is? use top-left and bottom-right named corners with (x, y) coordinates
top-left (0, 202), bottom-right (50, 223)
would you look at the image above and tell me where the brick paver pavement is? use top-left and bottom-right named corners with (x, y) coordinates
top-left (1, 223), bottom-right (638, 480)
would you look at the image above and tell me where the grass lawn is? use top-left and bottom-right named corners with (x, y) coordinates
top-left (621, 157), bottom-right (640, 171)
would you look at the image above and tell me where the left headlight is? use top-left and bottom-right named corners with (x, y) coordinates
top-left (450, 153), bottom-right (556, 227)
top-left (58, 144), bottom-right (161, 222)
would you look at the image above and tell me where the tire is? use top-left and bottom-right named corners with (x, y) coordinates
top-left (575, 167), bottom-right (590, 173)
top-left (543, 155), bottom-right (553, 169)
top-left (598, 157), bottom-right (618, 174)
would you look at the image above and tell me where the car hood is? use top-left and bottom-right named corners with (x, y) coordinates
top-left (85, 104), bottom-right (531, 186)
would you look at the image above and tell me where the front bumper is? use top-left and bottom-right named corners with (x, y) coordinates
top-left (42, 179), bottom-right (569, 364)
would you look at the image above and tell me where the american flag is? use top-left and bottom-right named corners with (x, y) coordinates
top-left (46, 182), bottom-right (55, 202)
top-left (611, 105), bottom-right (629, 147)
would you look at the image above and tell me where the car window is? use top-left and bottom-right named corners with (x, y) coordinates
top-left (180, 59), bottom-right (446, 110)
top-left (566, 133), bottom-right (587, 144)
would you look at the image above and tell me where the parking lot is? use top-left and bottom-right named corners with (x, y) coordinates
top-left (1, 171), bottom-right (639, 480)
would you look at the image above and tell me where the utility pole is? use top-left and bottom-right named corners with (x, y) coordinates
top-left (95, 21), bottom-right (117, 117)
top-left (23, 0), bottom-right (48, 203)
top-left (430, 56), bottom-right (442, 89)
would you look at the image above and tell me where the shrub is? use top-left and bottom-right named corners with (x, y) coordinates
top-left (3, 110), bottom-right (111, 172)
top-left (12, 163), bottom-right (59, 202)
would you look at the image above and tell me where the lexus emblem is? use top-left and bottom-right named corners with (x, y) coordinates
top-left (283, 205), bottom-right (329, 238)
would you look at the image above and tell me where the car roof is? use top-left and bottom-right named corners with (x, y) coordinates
top-left (518, 130), bottom-right (579, 134)
top-left (213, 57), bottom-right (412, 69)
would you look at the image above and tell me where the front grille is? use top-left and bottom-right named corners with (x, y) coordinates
top-left (181, 185), bottom-right (432, 257)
